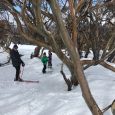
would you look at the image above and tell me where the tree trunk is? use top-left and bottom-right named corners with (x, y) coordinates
top-left (74, 58), bottom-right (103, 115)
top-left (48, 1), bottom-right (103, 114)
top-left (70, 68), bottom-right (79, 86)
top-left (93, 49), bottom-right (100, 61)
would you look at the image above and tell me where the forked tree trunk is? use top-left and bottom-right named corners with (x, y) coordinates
top-left (48, 1), bottom-right (103, 114)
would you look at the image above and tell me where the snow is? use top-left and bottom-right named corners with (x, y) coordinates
top-left (0, 45), bottom-right (115, 115)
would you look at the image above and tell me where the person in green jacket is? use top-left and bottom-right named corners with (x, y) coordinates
top-left (41, 52), bottom-right (48, 73)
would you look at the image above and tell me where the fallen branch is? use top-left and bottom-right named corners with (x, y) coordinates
top-left (60, 70), bottom-right (72, 91)
top-left (60, 63), bottom-right (72, 91)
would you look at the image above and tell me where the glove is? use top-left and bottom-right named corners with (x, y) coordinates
top-left (22, 62), bottom-right (25, 67)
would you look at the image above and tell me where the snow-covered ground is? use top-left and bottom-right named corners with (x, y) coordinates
top-left (0, 45), bottom-right (115, 115)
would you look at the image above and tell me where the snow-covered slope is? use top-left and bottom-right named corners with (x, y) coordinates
top-left (0, 45), bottom-right (115, 115)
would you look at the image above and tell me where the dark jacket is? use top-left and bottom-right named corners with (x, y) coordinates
top-left (48, 52), bottom-right (52, 61)
top-left (10, 49), bottom-right (24, 67)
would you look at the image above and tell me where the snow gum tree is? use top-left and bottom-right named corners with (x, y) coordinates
top-left (1, 0), bottom-right (115, 114)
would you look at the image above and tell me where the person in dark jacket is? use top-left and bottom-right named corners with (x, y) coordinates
top-left (41, 52), bottom-right (48, 73)
top-left (48, 50), bottom-right (52, 68)
top-left (10, 44), bottom-right (25, 81)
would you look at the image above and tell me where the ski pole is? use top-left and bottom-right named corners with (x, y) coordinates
top-left (20, 66), bottom-right (24, 78)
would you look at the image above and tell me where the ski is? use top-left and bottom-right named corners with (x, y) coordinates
top-left (19, 80), bottom-right (39, 83)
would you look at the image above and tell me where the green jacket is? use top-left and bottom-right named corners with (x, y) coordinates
top-left (41, 56), bottom-right (48, 65)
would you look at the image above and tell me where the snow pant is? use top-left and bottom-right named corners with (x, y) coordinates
top-left (14, 66), bottom-right (20, 80)
top-left (42, 64), bottom-right (46, 73)
top-left (48, 60), bottom-right (52, 68)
